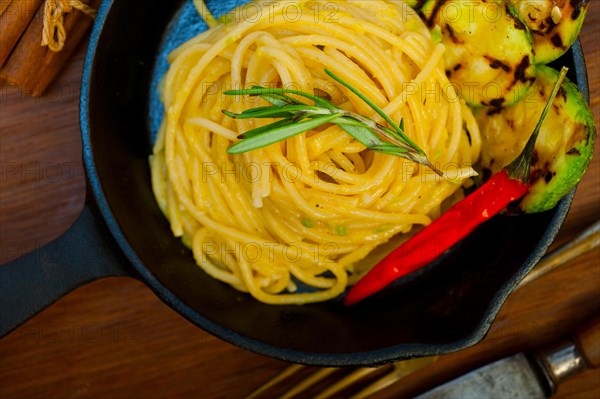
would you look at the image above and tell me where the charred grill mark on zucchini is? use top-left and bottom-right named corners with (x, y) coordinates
top-left (446, 63), bottom-right (463, 78)
top-left (445, 24), bottom-right (463, 44)
top-left (412, 0), bottom-right (429, 11)
top-left (475, 65), bottom-right (595, 213)
top-left (508, 3), bottom-right (528, 30)
top-left (422, 0), bottom-right (536, 106)
top-left (486, 56), bottom-right (512, 72)
top-left (510, 0), bottom-right (589, 63)
top-left (513, 55), bottom-right (535, 85)
top-left (551, 33), bottom-right (565, 49)
top-left (486, 98), bottom-right (506, 107)
top-left (423, 0), bottom-right (448, 28)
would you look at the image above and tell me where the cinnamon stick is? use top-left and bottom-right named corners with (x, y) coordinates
top-left (0, 0), bottom-right (100, 96)
top-left (0, 0), bottom-right (13, 16)
top-left (0, 0), bottom-right (44, 67)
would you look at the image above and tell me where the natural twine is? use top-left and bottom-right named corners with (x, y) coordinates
top-left (41, 0), bottom-right (96, 52)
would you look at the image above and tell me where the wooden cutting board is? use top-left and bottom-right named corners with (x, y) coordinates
top-left (1, 3), bottom-right (599, 398)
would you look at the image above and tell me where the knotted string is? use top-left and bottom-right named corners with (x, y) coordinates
top-left (41, 0), bottom-right (96, 52)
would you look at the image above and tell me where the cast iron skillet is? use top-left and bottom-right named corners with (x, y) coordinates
top-left (0, 0), bottom-right (590, 366)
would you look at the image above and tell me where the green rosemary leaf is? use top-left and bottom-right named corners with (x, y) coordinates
top-left (274, 105), bottom-right (334, 115)
top-left (260, 92), bottom-right (305, 107)
top-left (237, 118), bottom-right (298, 139)
top-left (228, 104), bottom-right (330, 120)
top-left (221, 70), bottom-right (442, 176)
top-left (332, 118), bottom-right (412, 157)
top-left (370, 143), bottom-right (409, 154)
top-left (379, 124), bottom-right (409, 145)
top-left (225, 87), bottom-right (337, 109)
top-left (332, 117), bottom-right (384, 147)
top-left (338, 112), bottom-right (413, 151)
top-left (268, 89), bottom-right (336, 109)
top-left (224, 109), bottom-right (294, 120)
top-left (223, 87), bottom-right (297, 107)
top-left (238, 105), bottom-right (277, 113)
top-left (237, 105), bottom-right (285, 115)
top-left (222, 109), bottom-right (240, 119)
top-left (324, 69), bottom-right (422, 154)
top-left (227, 113), bottom-right (342, 154)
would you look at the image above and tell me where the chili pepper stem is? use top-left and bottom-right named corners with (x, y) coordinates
top-left (506, 67), bottom-right (569, 182)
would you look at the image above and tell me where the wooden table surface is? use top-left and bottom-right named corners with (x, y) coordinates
top-left (1, 3), bottom-right (599, 398)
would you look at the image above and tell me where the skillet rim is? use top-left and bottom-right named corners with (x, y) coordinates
top-left (79, 0), bottom-right (579, 366)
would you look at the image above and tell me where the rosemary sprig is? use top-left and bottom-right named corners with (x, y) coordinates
top-left (222, 69), bottom-right (442, 176)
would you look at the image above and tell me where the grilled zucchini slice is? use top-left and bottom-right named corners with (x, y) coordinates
top-left (475, 65), bottom-right (595, 213)
top-left (405, 0), bottom-right (426, 9)
top-left (420, 0), bottom-right (536, 107)
top-left (510, 0), bottom-right (589, 64)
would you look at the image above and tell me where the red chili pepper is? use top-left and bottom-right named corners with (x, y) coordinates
top-left (344, 67), bottom-right (569, 306)
top-left (344, 170), bottom-right (529, 305)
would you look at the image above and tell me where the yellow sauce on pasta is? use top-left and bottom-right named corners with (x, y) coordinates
top-left (151, 0), bottom-right (481, 304)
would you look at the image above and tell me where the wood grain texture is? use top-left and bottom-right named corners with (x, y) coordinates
top-left (0, 2), bottom-right (599, 398)
top-left (0, 0), bottom-right (44, 67)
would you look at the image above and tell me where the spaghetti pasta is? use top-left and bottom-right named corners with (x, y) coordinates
top-left (150, 0), bottom-right (481, 304)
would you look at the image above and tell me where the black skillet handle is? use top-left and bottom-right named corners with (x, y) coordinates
top-left (0, 203), bottom-right (133, 338)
